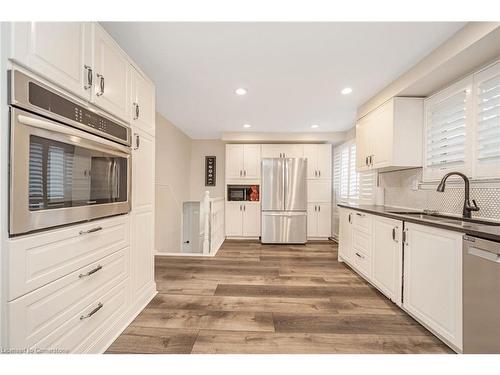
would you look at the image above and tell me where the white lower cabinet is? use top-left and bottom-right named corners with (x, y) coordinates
top-left (372, 216), bottom-right (403, 305)
top-left (225, 202), bottom-right (261, 237)
top-left (307, 203), bottom-right (331, 238)
top-left (338, 207), bottom-right (353, 262)
top-left (402, 223), bottom-right (463, 351)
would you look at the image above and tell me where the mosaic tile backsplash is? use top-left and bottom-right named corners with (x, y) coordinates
top-left (380, 169), bottom-right (500, 221)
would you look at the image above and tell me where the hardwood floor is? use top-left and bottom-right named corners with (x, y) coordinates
top-left (106, 240), bottom-right (453, 354)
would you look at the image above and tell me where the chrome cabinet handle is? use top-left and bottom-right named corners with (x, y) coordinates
top-left (392, 227), bottom-right (399, 242)
top-left (79, 226), bottom-right (103, 235)
top-left (80, 303), bottom-right (103, 320)
top-left (96, 73), bottom-right (104, 96)
top-left (239, 170), bottom-right (242, 176)
top-left (133, 102), bottom-right (140, 120)
top-left (244, 170), bottom-right (246, 177)
top-left (79, 265), bottom-right (103, 278)
top-left (355, 252), bottom-right (365, 259)
top-left (314, 205), bottom-right (317, 212)
top-left (365, 156), bottom-right (368, 166)
top-left (84, 65), bottom-right (93, 89)
top-left (318, 170), bottom-right (321, 177)
top-left (369, 155), bottom-right (373, 165)
top-left (348, 213), bottom-right (352, 223)
top-left (243, 205), bottom-right (246, 211)
top-left (318, 205), bottom-right (321, 212)
top-left (356, 212), bottom-right (365, 217)
top-left (134, 133), bottom-right (140, 150)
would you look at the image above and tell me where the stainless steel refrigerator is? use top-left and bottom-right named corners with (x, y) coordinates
top-left (261, 158), bottom-right (307, 244)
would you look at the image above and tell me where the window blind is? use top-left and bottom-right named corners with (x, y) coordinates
top-left (358, 170), bottom-right (377, 202)
top-left (339, 146), bottom-right (349, 199)
top-left (348, 143), bottom-right (359, 199)
top-left (425, 90), bottom-right (467, 170)
top-left (333, 148), bottom-right (341, 200)
top-left (476, 73), bottom-right (500, 164)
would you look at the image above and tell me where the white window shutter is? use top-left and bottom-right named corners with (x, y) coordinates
top-left (358, 170), bottom-right (377, 203)
top-left (348, 143), bottom-right (359, 200)
top-left (423, 76), bottom-right (473, 181)
top-left (474, 61), bottom-right (500, 179)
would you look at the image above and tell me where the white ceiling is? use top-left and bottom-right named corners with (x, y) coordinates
top-left (102, 22), bottom-right (465, 139)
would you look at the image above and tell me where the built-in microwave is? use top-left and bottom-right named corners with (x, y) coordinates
top-left (9, 69), bottom-right (131, 236)
top-left (227, 185), bottom-right (260, 201)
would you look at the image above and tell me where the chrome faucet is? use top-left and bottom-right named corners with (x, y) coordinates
top-left (436, 172), bottom-right (479, 219)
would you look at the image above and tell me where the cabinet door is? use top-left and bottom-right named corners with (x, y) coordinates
top-left (403, 223), bottom-right (463, 350)
top-left (338, 208), bottom-right (352, 262)
top-left (316, 144), bottom-right (332, 179)
top-left (282, 144), bottom-right (304, 158)
top-left (307, 180), bottom-right (331, 202)
top-left (132, 129), bottom-right (154, 211)
top-left (243, 144), bottom-right (261, 179)
top-left (131, 67), bottom-right (155, 135)
top-left (370, 100), bottom-right (394, 168)
top-left (261, 145), bottom-right (283, 158)
top-left (316, 203), bottom-right (331, 238)
top-left (93, 25), bottom-right (130, 122)
top-left (12, 22), bottom-right (92, 100)
top-left (303, 145), bottom-right (318, 179)
top-left (225, 202), bottom-right (243, 236)
top-left (131, 210), bottom-right (154, 298)
top-left (372, 216), bottom-right (403, 304)
top-left (225, 145), bottom-right (244, 180)
top-left (307, 204), bottom-right (318, 237)
top-left (242, 203), bottom-right (261, 237)
top-left (356, 117), bottom-right (371, 172)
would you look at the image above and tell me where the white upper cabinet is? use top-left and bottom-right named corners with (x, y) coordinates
top-left (403, 223), bottom-right (463, 351)
top-left (225, 144), bottom-right (261, 180)
top-left (11, 22), bottom-right (93, 100)
top-left (473, 61), bottom-right (500, 179)
top-left (93, 25), bottom-right (130, 122)
top-left (356, 97), bottom-right (423, 172)
top-left (261, 144), bottom-right (304, 158)
top-left (131, 66), bottom-right (155, 135)
top-left (423, 76), bottom-right (473, 181)
top-left (303, 144), bottom-right (331, 179)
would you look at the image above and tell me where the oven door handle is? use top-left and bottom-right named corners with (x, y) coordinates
top-left (17, 114), bottom-right (130, 155)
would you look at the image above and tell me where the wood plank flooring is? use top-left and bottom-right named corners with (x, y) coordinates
top-left (106, 240), bottom-right (453, 354)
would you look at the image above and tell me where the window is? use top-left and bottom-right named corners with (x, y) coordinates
top-left (423, 58), bottom-right (500, 182)
top-left (333, 140), bottom-right (376, 203)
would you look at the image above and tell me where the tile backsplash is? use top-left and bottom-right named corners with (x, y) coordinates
top-left (380, 168), bottom-right (500, 221)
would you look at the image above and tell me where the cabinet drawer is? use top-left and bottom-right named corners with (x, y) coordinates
top-left (352, 250), bottom-right (372, 279)
top-left (352, 228), bottom-right (372, 256)
top-left (7, 215), bottom-right (129, 301)
top-left (7, 248), bottom-right (129, 352)
top-left (352, 211), bottom-right (372, 234)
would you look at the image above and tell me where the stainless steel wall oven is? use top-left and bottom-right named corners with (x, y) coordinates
top-left (9, 70), bottom-right (132, 236)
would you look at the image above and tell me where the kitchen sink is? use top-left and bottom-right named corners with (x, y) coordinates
top-left (387, 211), bottom-right (500, 227)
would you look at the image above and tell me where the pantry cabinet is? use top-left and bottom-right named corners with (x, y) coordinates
top-left (93, 25), bottom-right (130, 122)
top-left (225, 202), bottom-right (261, 237)
top-left (225, 144), bottom-right (261, 180)
top-left (130, 66), bottom-right (155, 135)
top-left (303, 144), bottom-right (332, 179)
top-left (356, 97), bottom-right (423, 172)
top-left (11, 22), bottom-right (93, 100)
top-left (372, 216), bottom-right (403, 305)
top-left (402, 223), bottom-right (463, 351)
top-left (261, 144), bottom-right (304, 158)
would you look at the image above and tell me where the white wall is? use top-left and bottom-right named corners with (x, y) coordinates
top-left (189, 140), bottom-right (226, 201)
top-left (155, 113), bottom-right (192, 253)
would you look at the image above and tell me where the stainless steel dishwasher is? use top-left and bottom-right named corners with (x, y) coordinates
top-left (463, 235), bottom-right (500, 353)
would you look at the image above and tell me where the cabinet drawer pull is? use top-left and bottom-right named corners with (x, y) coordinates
top-left (133, 102), bottom-right (140, 120)
top-left (365, 156), bottom-right (368, 166)
top-left (318, 170), bottom-right (321, 177)
top-left (355, 252), bottom-right (365, 259)
top-left (134, 133), bottom-right (140, 150)
top-left (79, 265), bottom-right (103, 278)
top-left (79, 226), bottom-right (103, 235)
top-left (348, 213), bottom-right (352, 223)
top-left (80, 303), bottom-right (103, 320)
top-left (84, 65), bottom-right (93, 89)
top-left (355, 213), bottom-right (365, 217)
top-left (96, 73), bottom-right (105, 96)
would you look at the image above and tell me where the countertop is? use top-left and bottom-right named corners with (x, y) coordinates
top-left (337, 203), bottom-right (500, 242)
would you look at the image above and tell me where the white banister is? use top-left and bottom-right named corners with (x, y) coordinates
top-left (202, 191), bottom-right (210, 254)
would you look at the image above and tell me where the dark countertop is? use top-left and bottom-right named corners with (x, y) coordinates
top-left (337, 203), bottom-right (500, 242)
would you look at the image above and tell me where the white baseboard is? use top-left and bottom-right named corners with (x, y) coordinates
top-left (85, 282), bottom-right (157, 354)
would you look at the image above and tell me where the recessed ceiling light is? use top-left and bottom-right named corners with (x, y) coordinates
top-left (311, 124), bottom-right (319, 129)
top-left (341, 87), bottom-right (353, 95)
top-left (235, 88), bottom-right (247, 96)
top-left (243, 124), bottom-right (251, 128)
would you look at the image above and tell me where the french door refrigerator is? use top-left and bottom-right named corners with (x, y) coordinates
top-left (261, 158), bottom-right (307, 244)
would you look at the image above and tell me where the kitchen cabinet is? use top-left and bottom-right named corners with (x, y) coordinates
top-left (402, 223), bottom-right (463, 351)
top-left (225, 144), bottom-right (261, 180)
top-left (372, 216), bottom-right (403, 305)
top-left (307, 180), bottom-right (331, 203)
top-left (303, 144), bottom-right (332, 179)
top-left (261, 144), bottom-right (304, 158)
top-left (356, 97), bottom-right (423, 172)
top-left (225, 202), bottom-right (261, 237)
top-left (93, 24), bottom-right (130, 122)
top-left (130, 128), bottom-right (155, 300)
top-left (338, 207), bottom-right (353, 262)
top-left (307, 203), bottom-right (331, 238)
top-left (130, 66), bottom-right (155, 136)
top-left (11, 22), bottom-right (93, 100)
